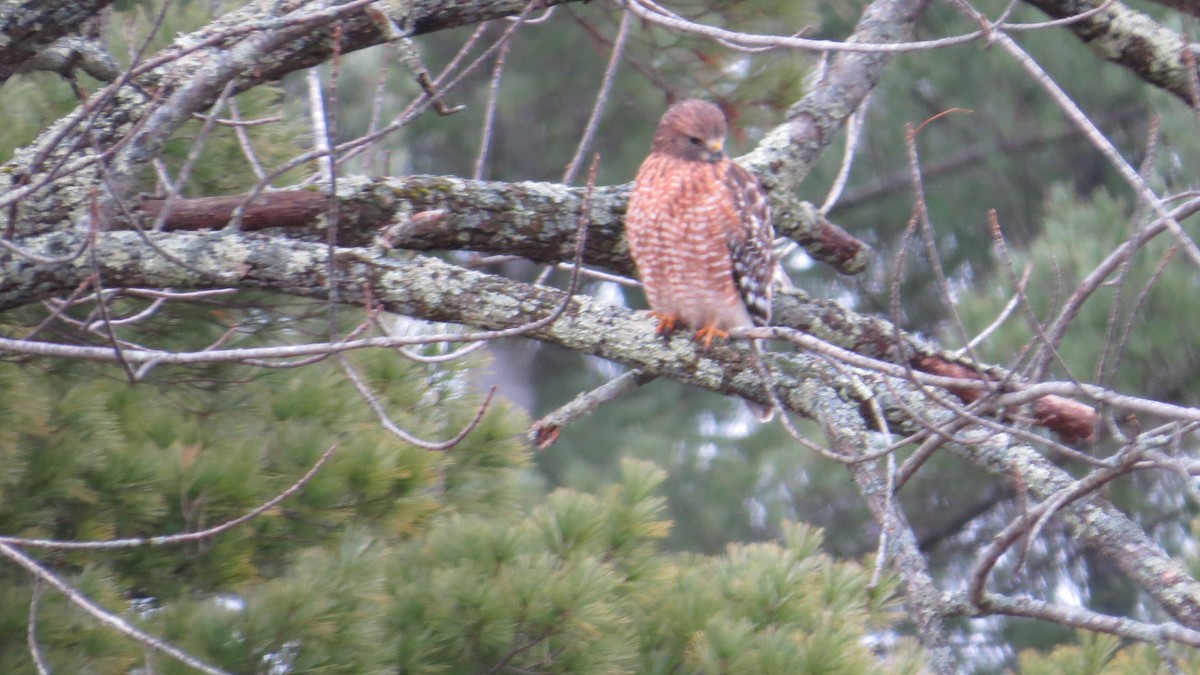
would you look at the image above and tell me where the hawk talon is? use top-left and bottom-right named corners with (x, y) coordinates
top-left (692, 325), bottom-right (728, 350)
top-left (649, 311), bottom-right (679, 338)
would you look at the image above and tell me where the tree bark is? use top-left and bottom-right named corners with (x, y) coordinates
top-left (0, 0), bottom-right (112, 82)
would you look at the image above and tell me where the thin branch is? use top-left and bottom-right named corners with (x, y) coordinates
top-left (983, 24), bottom-right (1200, 364)
top-left (622, 0), bottom-right (981, 53)
top-left (339, 355), bottom-right (495, 451)
top-left (227, 99), bottom-right (268, 181)
top-left (1019, 0), bottom-right (1200, 104)
top-left (27, 581), bottom-right (49, 675)
top-left (308, 69), bottom-right (334, 183)
top-left (530, 369), bottom-right (656, 449)
top-left (818, 98), bottom-right (867, 215)
top-left (561, 7), bottom-right (632, 184)
top-left (397, 340), bottom-right (488, 363)
top-left (0, 444), bottom-right (338, 550)
top-left (947, 591), bottom-right (1200, 649)
top-left (967, 460), bottom-right (1136, 606)
top-left (957, 264), bottom-right (1032, 355)
top-left (0, 543), bottom-right (230, 674)
top-left (473, 28), bottom-right (513, 181)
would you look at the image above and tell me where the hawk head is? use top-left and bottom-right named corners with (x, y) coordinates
top-left (651, 99), bottom-right (727, 164)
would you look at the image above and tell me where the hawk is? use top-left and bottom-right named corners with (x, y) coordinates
top-left (625, 99), bottom-right (776, 348)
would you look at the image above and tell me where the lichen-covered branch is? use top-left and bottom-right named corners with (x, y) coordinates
top-left (741, 0), bottom-right (933, 193)
top-left (136, 176), bottom-right (869, 275)
top-left (15, 36), bottom-right (120, 83)
top-left (2, 228), bottom-right (1196, 632)
top-left (3, 0), bottom-right (586, 235)
top-left (1021, 0), bottom-right (1200, 105)
top-left (0, 0), bottom-right (112, 82)
top-left (13, 170), bottom-right (1095, 443)
top-left (815, 393), bottom-right (956, 674)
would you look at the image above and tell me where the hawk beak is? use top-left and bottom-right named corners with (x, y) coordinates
top-left (705, 139), bottom-right (725, 162)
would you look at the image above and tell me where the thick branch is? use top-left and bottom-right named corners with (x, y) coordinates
top-left (741, 0), bottom-right (933, 192)
top-left (136, 176), bottom-right (869, 275)
top-left (21, 167), bottom-right (1100, 441)
top-left (7, 0), bottom-right (930, 261)
top-left (0, 0), bottom-right (112, 82)
top-left (0, 230), bottom-right (818, 411)
top-left (15, 36), bottom-right (120, 82)
top-left (139, 191), bottom-right (332, 234)
top-left (3, 0), bottom-right (586, 233)
top-left (1022, 0), bottom-right (1200, 106)
top-left (1, 228), bottom-right (1193, 631)
top-left (5, 168), bottom-right (1096, 442)
top-left (816, 398), bottom-right (956, 673)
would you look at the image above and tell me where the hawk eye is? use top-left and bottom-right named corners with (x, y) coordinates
top-left (687, 136), bottom-right (704, 146)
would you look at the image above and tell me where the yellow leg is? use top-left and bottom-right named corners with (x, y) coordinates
top-left (649, 311), bottom-right (679, 337)
top-left (693, 324), bottom-right (728, 349)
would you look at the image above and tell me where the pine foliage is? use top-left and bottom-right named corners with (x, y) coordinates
top-left (1017, 630), bottom-right (1200, 674)
top-left (0, 344), bottom-right (922, 672)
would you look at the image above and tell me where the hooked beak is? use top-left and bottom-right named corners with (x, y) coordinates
top-left (703, 139), bottom-right (725, 163)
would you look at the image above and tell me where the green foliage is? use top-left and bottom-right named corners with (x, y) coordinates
top-left (628, 522), bottom-right (921, 675)
top-left (0, 566), bottom-right (138, 673)
top-left (952, 183), bottom-right (1200, 398)
top-left (1016, 629), bottom-right (1200, 674)
top-left (1017, 631), bottom-right (1120, 675)
top-left (0, 342), bottom-right (500, 595)
top-left (381, 467), bottom-right (921, 674)
top-left (0, 338), bottom-right (525, 670)
top-left (0, 75), bottom-right (81, 162)
top-left (0, 355), bottom-right (920, 673)
top-left (15, 0), bottom-right (1200, 669)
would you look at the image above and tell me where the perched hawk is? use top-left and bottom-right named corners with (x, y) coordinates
top-left (625, 99), bottom-right (776, 347)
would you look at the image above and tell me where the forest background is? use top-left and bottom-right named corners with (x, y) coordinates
top-left (3, 0), bottom-right (1200, 672)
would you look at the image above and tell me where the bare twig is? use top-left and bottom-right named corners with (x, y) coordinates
top-left (0, 543), bottom-right (230, 674)
top-left (340, 355), bottom-right (495, 451)
top-left (473, 29), bottom-right (513, 180)
top-left (949, 591), bottom-right (1200, 649)
top-left (0, 444), bottom-right (338, 551)
top-left (530, 369), bottom-right (656, 448)
top-left (561, 7), bottom-right (632, 184)
top-left (27, 581), bottom-right (49, 675)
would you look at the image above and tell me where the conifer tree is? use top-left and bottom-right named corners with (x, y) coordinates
top-left (5, 0), bottom-right (1200, 672)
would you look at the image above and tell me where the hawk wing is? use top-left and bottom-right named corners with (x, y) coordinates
top-left (723, 161), bottom-right (775, 327)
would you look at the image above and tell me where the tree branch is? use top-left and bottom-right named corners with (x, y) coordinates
top-left (741, 0), bottom-right (933, 193)
top-left (932, 424), bottom-right (1200, 627)
top-left (816, 395), bottom-right (957, 673)
top-left (0, 0), bottom-right (112, 82)
top-left (136, 176), bottom-right (870, 275)
top-left (1, 229), bottom-right (1196, 632)
top-left (2, 0), bottom-right (588, 234)
top-left (1021, 0), bottom-right (1200, 106)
